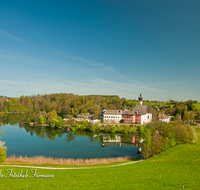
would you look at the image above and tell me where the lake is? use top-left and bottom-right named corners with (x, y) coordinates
top-left (0, 115), bottom-right (143, 159)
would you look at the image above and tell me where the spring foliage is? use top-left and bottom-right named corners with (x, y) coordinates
top-left (141, 119), bottom-right (197, 159)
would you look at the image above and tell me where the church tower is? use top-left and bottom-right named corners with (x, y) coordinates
top-left (138, 94), bottom-right (143, 105)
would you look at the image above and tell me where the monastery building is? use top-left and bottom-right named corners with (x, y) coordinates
top-left (101, 94), bottom-right (152, 125)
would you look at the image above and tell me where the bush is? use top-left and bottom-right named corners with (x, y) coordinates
top-left (192, 121), bottom-right (197, 126)
top-left (90, 124), bottom-right (97, 132)
top-left (138, 124), bottom-right (145, 133)
top-left (0, 141), bottom-right (6, 162)
top-left (49, 119), bottom-right (57, 128)
top-left (109, 125), bottom-right (117, 133)
top-left (56, 117), bottom-right (63, 129)
top-left (38, 115), bottom-right (46, 125)
top-left (142, 121), bottom-right (197, 158)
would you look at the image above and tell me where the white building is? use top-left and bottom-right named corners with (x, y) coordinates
top-left (133, 105), bottom-right (152, 124)
top-left (158, 114), bottom-right (171, 123)
top-left (101, 94), bottom-right (152, 124)
top-left (102, 109), bottom-right (122, 123)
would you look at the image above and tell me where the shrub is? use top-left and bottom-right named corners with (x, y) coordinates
top-left (38, 115), bottom-right (46, 125)
top-left (49, 119), bottom-right (57, 128)
top-left (138, 124), bottom-right (145, 133)
top-left (109, 125), bottom-right (116, 133)
top-left (80, 124), bottom-right (87, 131)
top-left (0, 141), bottom-right (6, 162)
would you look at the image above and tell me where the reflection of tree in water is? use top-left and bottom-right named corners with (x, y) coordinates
top-left (64, 131), bottom-right (101, 143)
top-left (23, 125), bottom-right (35, 136)
top-left (19, 124), bottom-right (64, 141)
top-left (0, 114), bottom-right (26, 126)
top-left (65, 132), bottom-right (77, 143)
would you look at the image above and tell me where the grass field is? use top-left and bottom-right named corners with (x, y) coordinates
top-left (0, 128), bottom-right (199, 189)
top-left (194, 104), bottom-right (200, 111)
top-left (126, 100), bottom-right (167, 106)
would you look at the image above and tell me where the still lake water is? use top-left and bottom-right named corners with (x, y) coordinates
top-left (0, 122), bottom-right (143, 159)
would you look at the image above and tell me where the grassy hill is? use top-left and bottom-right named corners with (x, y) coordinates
top-left (194, 103), bottom-right (200, 111)
top-left (0, 129), bottom-right (199, 189)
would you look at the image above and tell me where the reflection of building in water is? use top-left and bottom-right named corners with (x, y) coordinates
top-left (137, 147), bottom-right (142, 159)
top-left (102, 134), bottom-right (121, 143)
top-left (100, 133), bottom-right (143, 158)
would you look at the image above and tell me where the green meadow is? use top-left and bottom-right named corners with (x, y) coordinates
top-left (0, 128), bottom-right (199, 190)
top-left (194, 104), bottom-right (200, 111)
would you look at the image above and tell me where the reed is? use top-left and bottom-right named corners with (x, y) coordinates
top-left (4, 155), bottom-right (133, 165)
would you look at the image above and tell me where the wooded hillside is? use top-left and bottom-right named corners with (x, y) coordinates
top-left (0, 93), bottom-right (199, 119)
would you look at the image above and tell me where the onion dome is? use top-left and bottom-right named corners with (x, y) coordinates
top-left (138, 94), bottom-right (143, 101)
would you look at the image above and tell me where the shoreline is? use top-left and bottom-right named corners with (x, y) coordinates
top-left (3, 155), bottom-right (140, 166)
top-left (0, 160), bottom-right (144, 169)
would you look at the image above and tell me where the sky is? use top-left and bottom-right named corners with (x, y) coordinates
top-left (0, 0), bottom-right (200, 101)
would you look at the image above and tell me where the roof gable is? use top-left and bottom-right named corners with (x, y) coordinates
top-left (133, 105), bottom-right (152, 115)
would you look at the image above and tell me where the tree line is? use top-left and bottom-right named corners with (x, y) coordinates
top-left (0, 94), bottom-right (135, 118)
top-left (0, 93), bottom-right (199, 120)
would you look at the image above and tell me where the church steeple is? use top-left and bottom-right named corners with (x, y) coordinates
top-left (138, 94), bottom-right (143, 105)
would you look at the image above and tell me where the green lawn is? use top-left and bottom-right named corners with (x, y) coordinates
top-left (195, 127), bottom-right (200, 144)
top-left (126, 100), bottom-right (167, 106)
top-left (194, 103), bottom-right (200, 111)
top-left (0, 129), bottom-right (200, 189)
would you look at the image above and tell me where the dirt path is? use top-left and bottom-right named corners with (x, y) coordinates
top-left (0, 160), bottom-right (144, 170)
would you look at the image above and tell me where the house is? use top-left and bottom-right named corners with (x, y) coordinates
top-left (76, 114), bottom-right (95, 121)
top-left (101, 109), bottom-right (122, 123)
top-left (158, 114), bottom-right (171, 123)
top-left (133, 104), bottom-right (152, 124)
top-left (101, 94), bottom-right (152, 124)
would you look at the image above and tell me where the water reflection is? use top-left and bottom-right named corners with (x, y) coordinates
top-left (21, 124), bottom-right (143, 150)
top-left (0, 114), bottom-right (26, 126)
top-left (0, 114), bottom-right (143, 159)
top-left (100, 134), bottom-right (143, 159)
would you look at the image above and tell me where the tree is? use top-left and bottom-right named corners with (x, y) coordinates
top-left (182, 110), bottom-right (188, 121)
top-left (38, 115), bottom-right (46, 125)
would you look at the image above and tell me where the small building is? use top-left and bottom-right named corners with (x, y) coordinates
top-left (102, 109), bottom-right (122, 123)
top-left (76, 114), bottom-right (95, 121)
top-left (158, 114), bottom-right (171, 123)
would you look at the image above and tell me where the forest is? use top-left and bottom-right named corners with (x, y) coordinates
top-left (0, 93), bottom-right (200, 120)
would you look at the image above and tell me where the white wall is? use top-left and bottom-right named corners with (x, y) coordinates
top-left (141, 113), bottom-right (152, 124)
top-left (103, 114), bottom-right (122, 123)
top-left (159, 118), bottom-right (170, 123)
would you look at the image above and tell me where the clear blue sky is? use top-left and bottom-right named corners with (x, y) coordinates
top-left (0, 0), bottom-right (200, 101)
